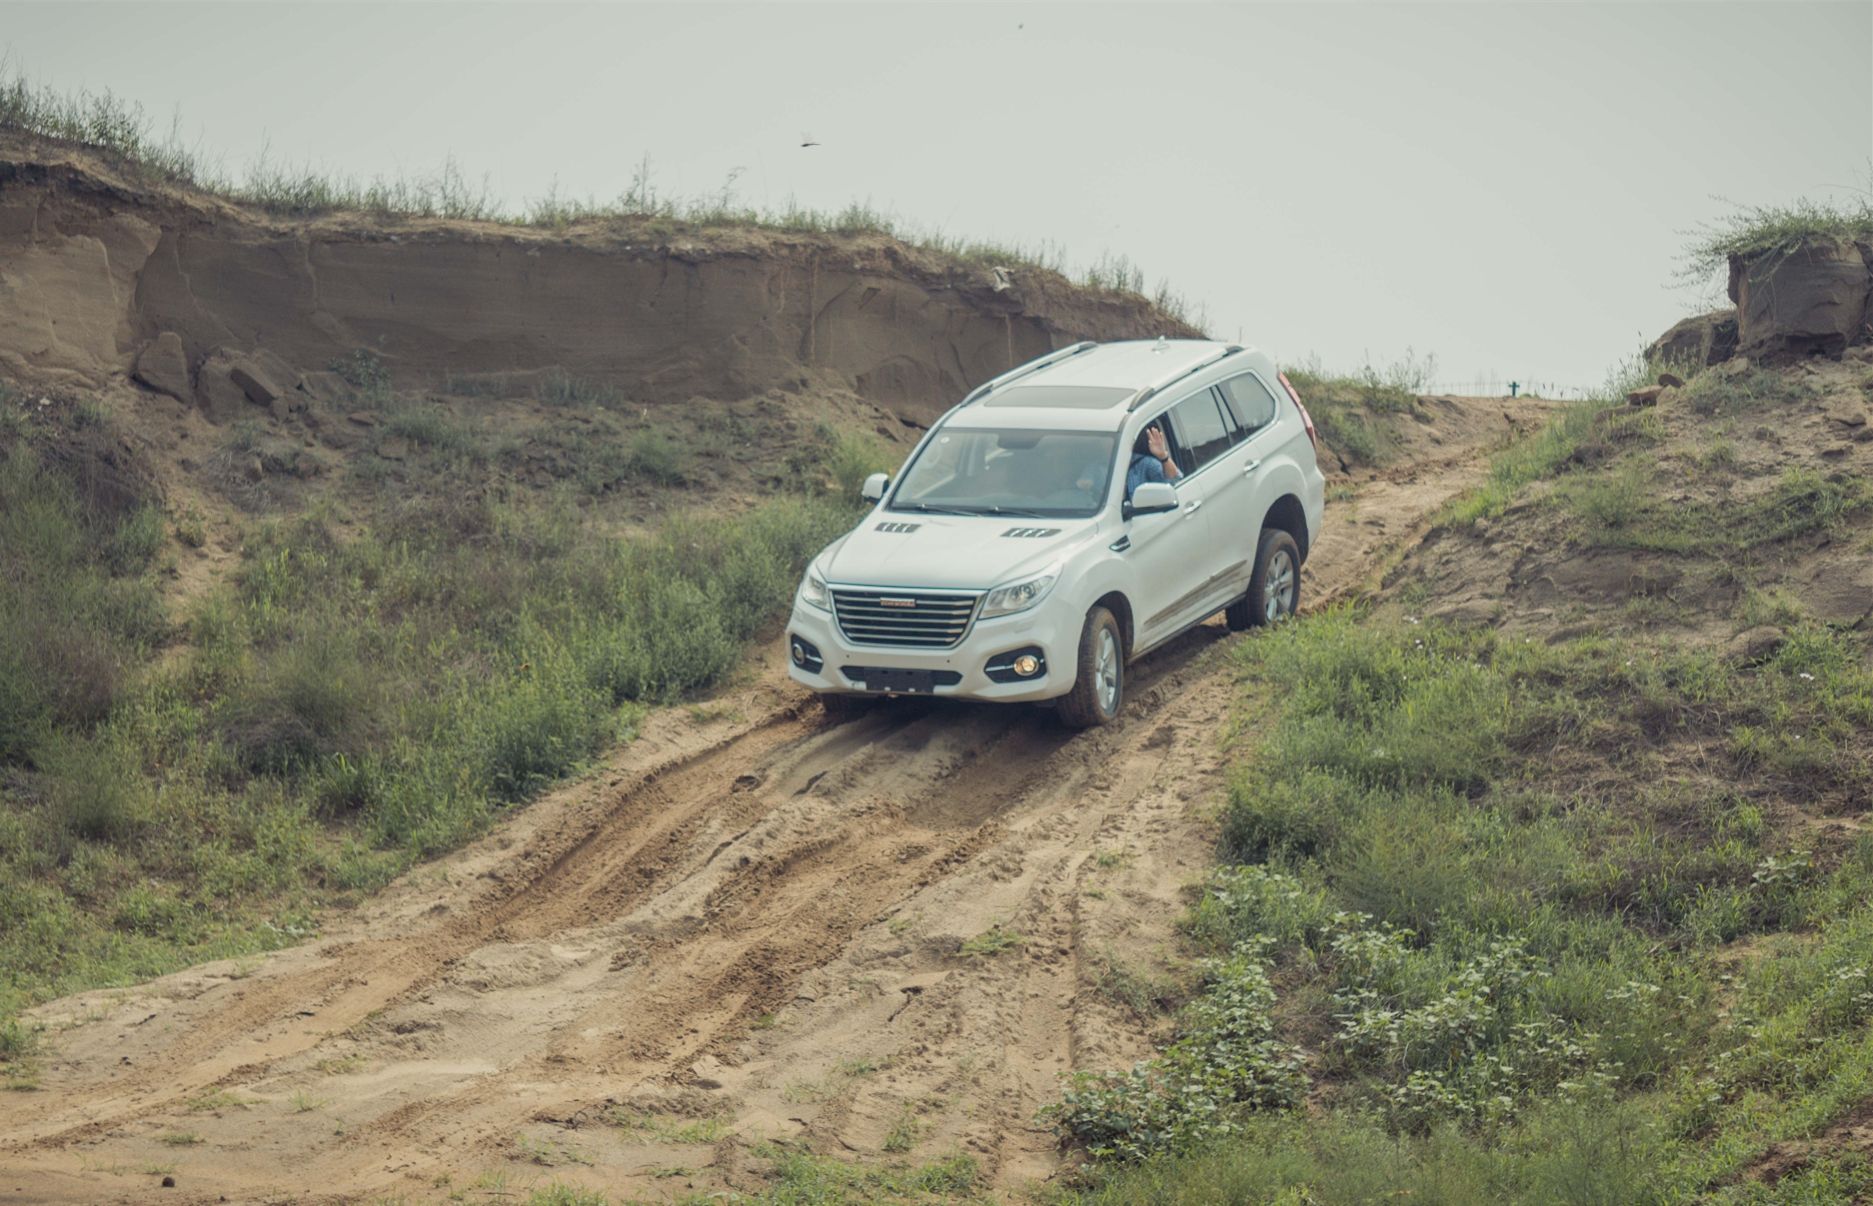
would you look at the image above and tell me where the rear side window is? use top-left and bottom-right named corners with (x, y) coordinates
top-left (1168, 390), bottom-right (1234, 471)
top-left (1218, 373), bottom-right (1280, 439)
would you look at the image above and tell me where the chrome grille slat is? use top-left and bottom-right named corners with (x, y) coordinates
top-left (832, 587), bottom-right (982, 649)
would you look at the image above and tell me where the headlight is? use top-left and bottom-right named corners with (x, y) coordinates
top-left (799, 565), bottom-right (831, 611)
top-left (980, 569), bottom-right (1058, 619)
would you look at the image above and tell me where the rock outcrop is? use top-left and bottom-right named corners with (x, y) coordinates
top-left (131, 330), bottom-right (190, 401)
top-left (1729, 235), bottom-right (1872, 360)
top-left (1646, 309), bottom-right (1739, 368)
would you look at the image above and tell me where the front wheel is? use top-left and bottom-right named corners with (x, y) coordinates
top-left (1057, 606), bottom-right (1124, 728)
top-left (1226, 529), bottom-right (1302, 631)
top-left (818, 693), bottom-right (876, 724)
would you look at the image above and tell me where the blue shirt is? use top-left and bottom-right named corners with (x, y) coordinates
top-left (1125, 453), bottom-right (1169, 501)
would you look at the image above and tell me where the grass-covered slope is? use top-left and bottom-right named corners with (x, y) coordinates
top-left (0, 383), bottom-right (886, 1074)
top-left (1282, 351), bottom-right (1439, 470)
top-left (1054, 351), bottom-right (1873, 1203)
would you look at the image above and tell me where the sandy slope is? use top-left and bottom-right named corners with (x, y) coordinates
top-left (0, 396), bottom-right (1557, 1205)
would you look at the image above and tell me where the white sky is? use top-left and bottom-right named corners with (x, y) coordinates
top-left (5, 1), bottom-right (1869, 393)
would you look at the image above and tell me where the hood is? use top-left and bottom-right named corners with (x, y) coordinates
top-left (819, 513), bottom-right (1101, 590)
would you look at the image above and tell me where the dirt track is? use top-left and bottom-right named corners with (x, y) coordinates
top-left (0, 396), bottom-right (1556, 1205)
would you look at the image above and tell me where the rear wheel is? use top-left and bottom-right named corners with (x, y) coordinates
top-left (1226, 528), bottom-right (1302, 630)
top-left (1057, 606), bottom-right (1124, 728)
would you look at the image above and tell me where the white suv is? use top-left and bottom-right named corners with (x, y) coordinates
top-left (786, 339), bottom-right (1326, 726)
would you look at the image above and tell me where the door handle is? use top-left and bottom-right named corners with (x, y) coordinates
top-left (1241, 459), bottom-right (1262, 475)
top-left (1184, 499), bottom-right (1203, 514)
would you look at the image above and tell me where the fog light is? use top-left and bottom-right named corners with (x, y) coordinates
top-left (1013, 654), bottom-right (1041, 677)
top-left (790, 639), bottom-right (809, 667)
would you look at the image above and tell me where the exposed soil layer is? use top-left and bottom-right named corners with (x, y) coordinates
top-left (0, 395), bottom-right (1553, 1205)
top-left (0, 134), bottom-right (1196, 427)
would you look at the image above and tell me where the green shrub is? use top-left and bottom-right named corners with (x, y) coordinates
top-left (328, 348), bottom-right (390, 398)
top-left (1050, 945), bottom-right (1306, 1161)
top-left (540, 371), bottom-right (621, 408)
top-left (219, 634), bottom-right (386, 773)
top-left (38, 734), bottom-right (152, 842)
top-left (623, 429), bottom-right (689, 485)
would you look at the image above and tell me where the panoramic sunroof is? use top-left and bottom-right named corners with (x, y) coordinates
top-left (980, 385), bottom-right (1134, 409)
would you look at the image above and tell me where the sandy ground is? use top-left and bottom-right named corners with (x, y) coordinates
top-left (0, 396), bottom-right (1558, 1205)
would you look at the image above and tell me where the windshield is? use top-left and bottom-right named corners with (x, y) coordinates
top-left (888, 427), bottom-right (1119, 518)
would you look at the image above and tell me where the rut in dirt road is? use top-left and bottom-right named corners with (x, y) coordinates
top-left (0, 396), bottom-right (1554, 1205)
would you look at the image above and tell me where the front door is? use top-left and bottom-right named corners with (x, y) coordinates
top-left (1126, 389), bottom-right (1247, 648)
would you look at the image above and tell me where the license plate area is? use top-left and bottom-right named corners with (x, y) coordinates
top-left (859, 668), bottom-right (939, 694)
top-left (842, 666), bottom-right (960, 694)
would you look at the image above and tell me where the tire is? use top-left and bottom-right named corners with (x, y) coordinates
top-left (818, 693), bottom-right (875, 723)
top-left (1057, 606), bottom-right (1124, 729)
top-left (1226, 528), bottom-right (1302, 630)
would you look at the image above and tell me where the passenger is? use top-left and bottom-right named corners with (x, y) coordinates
top-left (1076, 423), bottom-right (1182, 505)
top-left (1124, 423), bottom-right (1182, 500)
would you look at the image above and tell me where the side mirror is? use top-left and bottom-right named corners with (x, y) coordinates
top-left (1125, 481), bottom-right (1178, 519)
top-left (860, 472), bottom-right (890, 503)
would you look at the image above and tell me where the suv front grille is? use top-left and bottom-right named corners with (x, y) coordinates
top-left (831, 587), bottom-right (982, 649)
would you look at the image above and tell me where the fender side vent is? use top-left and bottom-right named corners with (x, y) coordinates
top-left (1001, 526), bottom-right (1061, 538)
top-left (874, 522), bottom-right (922, 534)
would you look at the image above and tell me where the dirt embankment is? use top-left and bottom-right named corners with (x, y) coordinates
top-left (0, 134), bottom-right (1197, 428)
top-left (0, 393), bottom-right (1552, 1205)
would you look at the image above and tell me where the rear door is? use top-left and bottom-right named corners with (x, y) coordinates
top-left (1209, 371), bottom-right (1287, 591)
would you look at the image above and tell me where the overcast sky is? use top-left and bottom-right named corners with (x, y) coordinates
top-left (5, 2), bottom-right (1868, 393)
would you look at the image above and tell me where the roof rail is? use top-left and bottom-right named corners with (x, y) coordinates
top-left (1127, 344), bottom-right (1243, 412)
top-left (958, 341), bottom-right (1099, 407)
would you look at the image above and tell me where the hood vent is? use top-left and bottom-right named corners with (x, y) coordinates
top-left (874, 522), bottom-right (922, 534)
top-left (1001, 526), bottom-right (1062, 539)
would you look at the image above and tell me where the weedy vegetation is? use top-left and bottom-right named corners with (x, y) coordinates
top-left (957, 925), bottom-right (1025, 959)
top-left (1283, 349), bottom-right (1437, 467)
top-left (1682, 188), bottom-right (1873, 280)
top-left (1053, 379), bottom-right (1873, 1203)
top-left (0, 406), bottom-right (891, 1045)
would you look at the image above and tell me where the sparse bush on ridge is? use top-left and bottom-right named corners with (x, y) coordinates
top-left (1683, 188), bottom-right (1873, 280)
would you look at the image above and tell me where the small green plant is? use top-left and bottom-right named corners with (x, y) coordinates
top-left (329, 348), bottom-right (391, 401)
top-left (623, 429), bottom-right (689, 485)
top-left (957, 925), bottom-right (1024, 958)
top-left (287, 1089), bottom-right (327, 1113)
top-left (184, 1089), bottom-right (252, 1113)
top-left (523, 1184), bottom-right (610, 1206)
top-left (156, 1130), bottom-right (204, 1146)
top-left (540, 371), bottom-right (620, 408)
top-left (172, 505), bottom-right (207, 548)
top-left (779, 1078), bottom-right (830, 1104)
top-left (882, 1104), bottom-right (921, 1153)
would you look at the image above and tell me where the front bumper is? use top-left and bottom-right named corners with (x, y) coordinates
top-left (785, 599), bottom-right (1078, 703)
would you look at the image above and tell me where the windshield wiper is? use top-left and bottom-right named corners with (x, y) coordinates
top-left (898, 503), bottom-right (983, 517)
top-left (986, 506), bottom-right (1052, 518)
